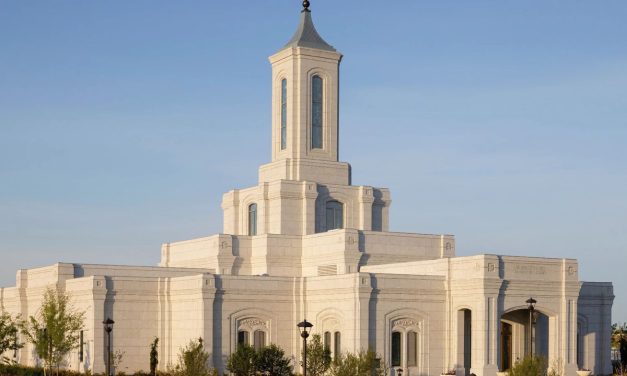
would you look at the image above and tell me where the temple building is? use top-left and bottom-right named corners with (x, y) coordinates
top-left (0, 2), bottom-right (614, 375)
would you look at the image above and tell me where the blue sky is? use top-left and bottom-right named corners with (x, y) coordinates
top-left (1, 1), bottom-right (626, 321)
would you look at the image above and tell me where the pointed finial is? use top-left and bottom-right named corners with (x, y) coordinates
top-left (303, 0), bottom-right (310, 11)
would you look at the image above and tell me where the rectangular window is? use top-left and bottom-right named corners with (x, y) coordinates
top-left (238, 331), bottom-right (249, 346)
top-left (254, 330), bottom-right (266, 351)
top-left (324, 331), bottom-right (331, 350)
top-left (325, 201), bottom-right (343, 231)
top-left (281, 79), bottom-right (287, 150)
top-left (407, 331), bottom-right (417, 366)
top-left (334, 332), bottom-right (341, 361)
top-left (392, 331), bottom-right (401, 367)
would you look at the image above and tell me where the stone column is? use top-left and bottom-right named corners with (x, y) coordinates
top-left (302, 182), bottom-right (317, 235)
top-left (358, 186), bottom-right (374, 231)
top-left (354, 273), bottom-right (373, 351)
top-left (474, 295), bottom-right (500, 376)
top-left (92, 276), bottom-right (108, 375)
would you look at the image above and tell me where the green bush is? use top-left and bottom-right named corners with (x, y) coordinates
top-left (509, 355), bottom-right (547, 376)
top-left (328, 350), bottom-right (386, 376)
top-left (256, 344), bottom-right (292, 376)
top-left (302, 334), bottom-right (331, 376)
top-left (226, 344), bottom-right (257, 376)
top-left (174, 338), bottom-right (213, 376)
top-left (0, 364), bottom-right (83, 376)
top-left (226, 343), bottom-right (293, 376)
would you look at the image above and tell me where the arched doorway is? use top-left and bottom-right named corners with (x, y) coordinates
top-left (457, 309), bottom-right (472, 376)
top-left (500, 309), bottom-right (550, 371)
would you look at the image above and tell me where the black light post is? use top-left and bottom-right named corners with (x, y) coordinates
top-left (526, 297), bottom-right (536, 357)
top-left (297, 319), bottom-right (313, 376)
top-left (103, 318), bottom-right (115, 376)
top-left (396, 368), bottom-right (404, 376)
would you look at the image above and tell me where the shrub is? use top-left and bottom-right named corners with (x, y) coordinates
top-left (329, 350), bottom-right (386, 376)
top-left (256, 344), bottom-right (292, 376)
top-left (150, 338), bottom-right (159, 376)
top-left (509, 355), bottom-right (547, 376)
top-left (302, 334), bottom-right (331, 376)
top-left (226, 344), bottom-right (256, 376)
top-left (175, 338), bottom-right (212, 376)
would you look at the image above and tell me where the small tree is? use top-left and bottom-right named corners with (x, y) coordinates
top-left (176, 337), bottom-right (211, 376)
top-left (19, 287), bottom-right (85, 376)
top-left (150, 337), bottom-right (159, 376)
top-left (508, 355), bottom-right (547, 376)
top-left (256, 344), bottom-right (293, 376)
top-left (302, 334), bottom-right (331, 376)
top-left (329, 350), bottom-right (386, 376)
top-left (226, 344), bottom-right (257, 376)
top-left (0, 311), bottom-right (22, 364)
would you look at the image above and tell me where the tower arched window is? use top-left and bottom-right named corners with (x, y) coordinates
top-left (311, 75), bottom-right (323, 149)
top-left (248, 203), bottom-right (257, 236)
top-left (325, 200), bottom-right (343, 231)
top-left (281, 78), bottom-right (287, 150)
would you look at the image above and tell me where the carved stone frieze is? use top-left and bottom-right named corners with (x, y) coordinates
top-left (238, 318), bottom-right (268, 330)
top-left (392, 318), bottom-right (421, 330)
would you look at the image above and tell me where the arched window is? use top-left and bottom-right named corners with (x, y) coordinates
top-left (254, 330), bottom-right (266, 351)
top-left (311, 75), bottom-right (323, 149)
top-left (391, 331), bottom-right (402, 367)
top-left (281, 78), bottom-right (287, 150)
top-left (325, 200), bottom-right (343, 231)
top-left (324, 331), bottom-right (331, 350)
top-left (248, 203), bottom-right (257, 236)
top-left (238, 330), bottom-right (249, 346)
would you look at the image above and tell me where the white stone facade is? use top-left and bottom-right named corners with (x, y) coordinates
top-left (0, 5), bottom-right (613, 376)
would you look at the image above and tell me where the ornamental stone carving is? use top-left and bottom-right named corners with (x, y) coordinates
top-left (392, 318), bottom-right (421, 330)
top-left (238, 318), bottom-right (268, 330)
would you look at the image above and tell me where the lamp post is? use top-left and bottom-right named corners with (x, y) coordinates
top-left (297, 319), bottom-right (313, 376)
top-left (526, 297), bottom-right (536, 357)
top-left (103, 318), bottom-right (115, 376)
top-left (396, 368), bottom-right (404, 376)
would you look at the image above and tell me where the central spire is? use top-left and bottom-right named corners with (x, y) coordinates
top-left (282, 1), bottom-right (336, 52)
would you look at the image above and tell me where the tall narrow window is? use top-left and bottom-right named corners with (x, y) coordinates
top-left (391, 331), bottom-right (402, 367)
top-left (334, 332), bottom-right (341, 361)
top-left (248, 203), bottom-right (257, 236)
top-left (238, 330), bottom-right (249, 346)
top-left (311, 75), bottom-right (323, 149)
top-left (281, 78), bottom-right (287, 150)
top-left (325, 201), bottom-right (343, 231)
top-left (253, 330), bottom-right (266, 351)
top-left (324, 331), bottom-right (331, 350)
top-left (407, 331), bottom-right (417, 366)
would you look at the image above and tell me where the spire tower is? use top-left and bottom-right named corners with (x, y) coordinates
top-left (259, 1), bottom-right (349, 186)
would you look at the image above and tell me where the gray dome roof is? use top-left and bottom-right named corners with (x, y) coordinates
top-left (282, 10), bottom-right (336, 52)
